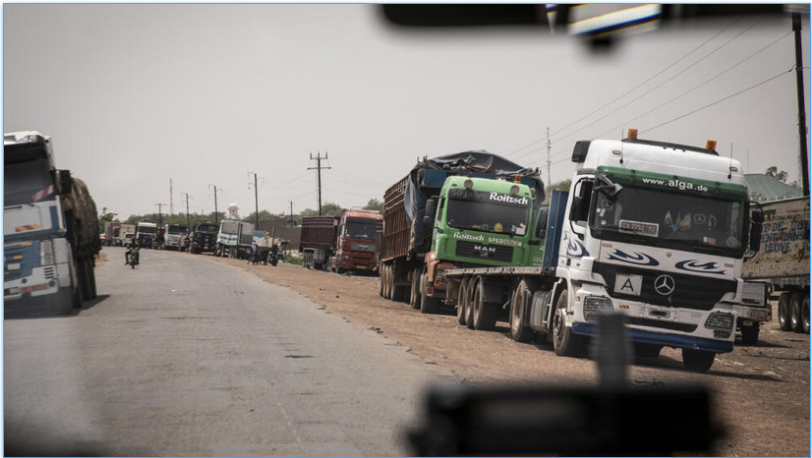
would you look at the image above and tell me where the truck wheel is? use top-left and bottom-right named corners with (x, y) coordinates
top-left (471, 278), bottom-right (497, 330)
top-left (740, 322), bottom-right (760, 345)
top-left (790, 293), bottom-right (805, 333)
top-left (552, 289), bottom-right (586, 357)
top-left (381, 265), bottom-right (389, 299)
top-left (803, 295), bottom-right (810, 334)
top-left (410, 268), bottom-right (421, 310)
top-left (633, 343), bottom-right (662, 359)
top-left (67, 286), bottom-right (82, 314)
top-left (457, 277), bottom-right (469, 325)
top-left (682, 349), bottom-right (715, 373)
top-left (778, 293), bottom-right (792, 331)
top-left (385, 265), bottom-right (392, 299)
top-left (464, 279), bottom-right (475, 329)
top-left (379, 268), bottom-right (385, 297)
top-left (510, 281), bottom-right (533, 343)
top-left (419, 271), bottom-right (440, 314)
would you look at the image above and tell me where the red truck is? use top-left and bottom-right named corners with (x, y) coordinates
top-left (331, 209), bottom-right (382, 274)
top-left (299, 209), bottom-right (383, 274)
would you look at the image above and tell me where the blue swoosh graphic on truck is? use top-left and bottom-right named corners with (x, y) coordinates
top-left (675, 260), bottom-right (726, 275)
top-left (564, 232), bottom-right (590, 258)
top-left (607, 249), bottom-right (659, 266)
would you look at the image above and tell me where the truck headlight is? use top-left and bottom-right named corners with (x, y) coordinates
top-left (583, 295), bottom-right (613, 323)
top-left (704, 312), bottom-right (734, 338)
top-left (40, 240), bottom-right (54, 266)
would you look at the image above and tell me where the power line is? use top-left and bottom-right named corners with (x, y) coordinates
top-left (511, 17), bottom-right (762, 163)
top-left (643, 69), bottom-right (792, 134)
top-left (594, 31), bottom-right (792, 139)
top-left (508, 19), bottom-right (741, 160)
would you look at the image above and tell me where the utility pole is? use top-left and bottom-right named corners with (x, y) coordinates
top-left (248, 173), bottom-right (264, 229)
top-left (308, 152), bottom-right (331, 215)
top-left (208, 184), bottom-right (222, 224)
top-left (183, 193), bottom-right (192, 229)
top-left (290, 201), bottom-right (294, 226)
top-left (792, 14), bottom-right (810, 196)
top-left (154, 203), bottom-right (167, 227)
top-left (546, 126), bottom-right (552, 186)
top-left (170, 179), bottom-right (174, 215)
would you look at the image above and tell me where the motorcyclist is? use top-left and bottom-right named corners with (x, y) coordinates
top-left (125, 237), bottom-right (139, 266)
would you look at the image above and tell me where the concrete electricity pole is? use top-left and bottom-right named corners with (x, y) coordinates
top-left (154, 203), bottom-right (167, 227)
top-left (248, 173), bottom-right (264, 229)
top-left (183, 193), bottom-right (192, 229)
top-left (308, 152), bottom-right (331, 215)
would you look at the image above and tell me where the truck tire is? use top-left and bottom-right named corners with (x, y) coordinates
top-left (552, 289), bottom-right (586, 357)
top-left (70, 284), bottom-right (83, 312)
top-left (510, 280), bottom-right (533, 343)
top-left (419, 271), bottom-right (441, 314)
top-left (778, 293), bottom-right (792, 331)
top-left (410, 268), bottom-right (421, 310)
top-left (633, 343), bottom-right (662, 359)
top-left (790, 293), bottom-right (805, 333)
top-left (471, 277), bottom-right (497, 331)
top-left (379, 268), bottom-right (385, 297)
top-left (682, 349), bottom-right (715, 373)
top-left (382, 265), bottom-right (391, 299)
top-left (457, 277), bottom-right (469, 325)
top-left (464, 279), bottom-right (476, 329)
top-left (803, 295), bottom-right (810, 334)
top-left (740, 322), bottom-right (760, 345)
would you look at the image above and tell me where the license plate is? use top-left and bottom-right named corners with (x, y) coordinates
top-left (356, 265), bottom-right (366, 270)
top-left (614, 274), bottom-right (642, 296)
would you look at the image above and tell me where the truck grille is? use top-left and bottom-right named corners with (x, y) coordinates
top-left (43, 266), bottom-right (56, 279)
top-left (4, 246), bottom-right (26, 282)
top-left (455, 241), bottom-right (513, 263)
top-left (595, 263), bottom-right (736, 311)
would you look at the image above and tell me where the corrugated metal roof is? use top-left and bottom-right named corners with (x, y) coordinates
top-left (745, 174), bottom-right (803, 202)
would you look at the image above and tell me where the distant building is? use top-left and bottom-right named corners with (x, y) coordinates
top-left (745, 174), bottom-right (803, 203)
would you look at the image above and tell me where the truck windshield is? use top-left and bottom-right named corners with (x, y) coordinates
top-left (345, 221), bottom-right (376, 240)
top-left (446, 194), bottom-right (530, 236)
top-left (591, 187), bottom-right (746, 256)
top-left (4, 158), bottom-right (56, 206)
top-left (139, 226), bottom-right (158, 234)
top-left (167, 226), bottom-right (187, 234)
top-left (197, 224), bottom-right (219, 233)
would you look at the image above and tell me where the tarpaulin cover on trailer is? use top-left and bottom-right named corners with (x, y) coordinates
top-left (404, 151), bottom-right (545, 256)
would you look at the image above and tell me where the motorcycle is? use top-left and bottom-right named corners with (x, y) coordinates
top-left (127, 247), bottom-right (140, 269)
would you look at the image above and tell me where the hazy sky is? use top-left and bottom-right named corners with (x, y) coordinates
top-left (4, 5), bottom-right (809, 220)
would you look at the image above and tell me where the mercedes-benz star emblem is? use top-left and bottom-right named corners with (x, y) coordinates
top-left (654, 275), bottom-right (676, 296)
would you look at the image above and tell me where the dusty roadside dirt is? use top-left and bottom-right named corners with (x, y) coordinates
top-left (210, 256), bottom-right (808, 457)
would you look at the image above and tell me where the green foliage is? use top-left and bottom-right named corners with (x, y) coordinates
top-left (98, 207), bottom-right (119, 233)
top-left (363, 198), bottom-right (384, 212)
top-left (283, 254), bottom-right (304, 265)
top-left (243, 210), bottom-right (275, 222)
top-left (765, 166), bottom-right (788, 183)
top-left (300, 202), bottom-right (343, 217)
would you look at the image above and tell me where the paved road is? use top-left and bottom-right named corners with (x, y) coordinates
top-left (5, 247), bottom-right (458, 456)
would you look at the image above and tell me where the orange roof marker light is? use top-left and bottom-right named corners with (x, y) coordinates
top-left (706, 140), bottom-right (717, 151)
top-left (627, 128), bottom-right (638, 140)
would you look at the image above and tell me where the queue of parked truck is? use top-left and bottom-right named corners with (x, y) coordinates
top-left (5, 129), bottom-right (809, 374)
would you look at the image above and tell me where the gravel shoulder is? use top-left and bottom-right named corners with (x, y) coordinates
top-left (208, 256), bottom-right (809, 457)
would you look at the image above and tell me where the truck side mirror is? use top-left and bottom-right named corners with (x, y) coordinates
top-left (423, 198), bottom-right (437, 227)
top-left (749, 208), bottom-right (764, 253)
